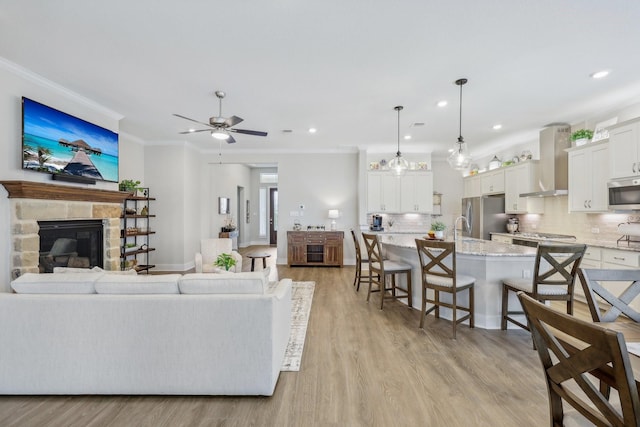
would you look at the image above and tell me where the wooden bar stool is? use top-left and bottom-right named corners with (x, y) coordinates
top-left (361, 232), bottom-right (412, 310)
top-left (350, 229), bottom-right (375, 292)
top-left (415, 238), bottom-right (474, 339)
top-left (501, 242), bottom-right (586, 331)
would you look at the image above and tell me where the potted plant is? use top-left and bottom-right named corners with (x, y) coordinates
top-left (119, 179), bottom-right (141, 193)
top-left (431, 221), bottom-right (446, 239)
top-left (571, 129), bottom-right (594, 146)
top-left (215, 253), bottom-right (236, 271)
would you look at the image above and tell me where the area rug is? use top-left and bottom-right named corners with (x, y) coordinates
top-left (281, 281), bottom-right (315, 371)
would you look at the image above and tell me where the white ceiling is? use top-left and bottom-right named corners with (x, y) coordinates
top-left (2, 1), bottom-right (640, 160)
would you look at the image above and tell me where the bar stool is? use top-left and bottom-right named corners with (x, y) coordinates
top-left (361, 232), bottom-right (412, 309)
top-left (350, 229), bottom-right (376, 291)
top-left (415, 238), bottom-right (474, 339)
top-left (501, 242), bottom-right (586, 331)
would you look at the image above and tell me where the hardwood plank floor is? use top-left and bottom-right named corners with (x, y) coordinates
top-left (0, 247), bottom-right (556, 426)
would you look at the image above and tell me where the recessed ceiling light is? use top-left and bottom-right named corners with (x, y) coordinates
top-left (404, 135), bottom-right (412, 140)
top-left (590, 70), bottom-right (610, 79)
top-left (493, 124), bottom-right (502, 130)
top-left (308, 128), bottom-right (317, 133)
top-left (437, 100), bottom-right (448, 107)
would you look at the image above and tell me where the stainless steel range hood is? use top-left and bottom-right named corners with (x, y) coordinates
top-left (520, 124), bottom-right (571, 198)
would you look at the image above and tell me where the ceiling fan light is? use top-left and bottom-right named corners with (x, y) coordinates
top-left (211, 130), bottom-right (229, 140)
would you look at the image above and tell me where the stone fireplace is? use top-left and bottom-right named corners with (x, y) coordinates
top-left (1, 181), bottom-right (130, 279)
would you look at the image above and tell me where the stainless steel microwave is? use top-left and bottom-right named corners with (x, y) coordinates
top-left (608, 178), bottom-right (640, 210)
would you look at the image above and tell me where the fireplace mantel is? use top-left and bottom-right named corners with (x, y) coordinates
top-left (0, 180), bottom-right (130, 204)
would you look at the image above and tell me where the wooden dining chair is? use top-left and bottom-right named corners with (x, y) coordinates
top-left (361, 232), bottom-right (412, 310)
top-left (518, 292), bottom-right (640, 427)
top-left (501, 242), bottom-right (586, 331)
top-left (415, 239), bottom-right (474, 339)
top-left (578, 268), bottom-right (640, 323)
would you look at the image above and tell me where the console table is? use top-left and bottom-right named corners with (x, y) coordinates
top-left (287, 231), bottom-right (343, 267)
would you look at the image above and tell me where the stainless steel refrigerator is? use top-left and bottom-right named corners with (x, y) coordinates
top-left (461, 195), bottom-right (507, 240)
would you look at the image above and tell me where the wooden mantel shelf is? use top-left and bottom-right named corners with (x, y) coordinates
top-left (0, 180), bottom-right (131, 204)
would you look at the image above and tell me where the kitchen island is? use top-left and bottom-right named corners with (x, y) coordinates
top-left (376, 234), bottom-right (537, 329)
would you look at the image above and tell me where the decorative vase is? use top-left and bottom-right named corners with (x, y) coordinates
top-left (574, 138), bottom-right (589, 147)
top-left (434, 230), bottom-right (444, 239)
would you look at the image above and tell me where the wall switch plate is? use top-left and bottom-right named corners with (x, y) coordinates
top-left (290, 211), bottom-right (299, 217)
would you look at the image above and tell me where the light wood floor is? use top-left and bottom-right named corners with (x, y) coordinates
top-left (1, 246), bottom-right (561, 426)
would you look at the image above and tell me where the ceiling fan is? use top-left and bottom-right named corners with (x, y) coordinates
top-left (173, 91), bottom-right (268, 143)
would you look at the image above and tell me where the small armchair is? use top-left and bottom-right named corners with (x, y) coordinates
top-left (195, 238), bottom-right (243, 273)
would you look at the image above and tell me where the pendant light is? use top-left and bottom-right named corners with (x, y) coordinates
top-left (388, 105), bottom-right (409, 176)
top-left (448, 78), bottom-right (472, 170)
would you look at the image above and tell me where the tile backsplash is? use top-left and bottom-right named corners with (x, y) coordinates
top-left (517, 196), bottom-right (633, 243)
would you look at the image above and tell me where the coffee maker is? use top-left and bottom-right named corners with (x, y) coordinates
top-left (370, 214), bottom-right (383, 231)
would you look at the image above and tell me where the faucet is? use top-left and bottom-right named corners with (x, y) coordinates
top-left (454, 216), bottom-right (469, 241)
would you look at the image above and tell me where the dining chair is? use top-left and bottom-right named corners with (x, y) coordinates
top-left (415, 238), bottom-right (474, 339)
top-left (361, 232), bottom-right (412, 310)
top-left (350, 229), bottom-right (375, 292)
top-left (518, 292), bottom-right (640, 426)
top-left (501, 242), bottom-right (586, 331)
top-left (578, 268), bottom-right (640, 323)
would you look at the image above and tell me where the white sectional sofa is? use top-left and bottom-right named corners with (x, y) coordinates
top-left (0, 269), bottom-right (292, 396)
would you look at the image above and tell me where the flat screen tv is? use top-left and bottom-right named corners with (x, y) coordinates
top-left (22, 97), bottom-right (119, 183)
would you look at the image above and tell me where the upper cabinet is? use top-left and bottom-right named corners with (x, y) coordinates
top-left (367, 171), bottom-right (433, 213)
top-left (463, 174), bottom-right (481, 198)
top-left (568, 142), bottom-right (609, 212)
top-left (504, 162), bottom-right (544, 214)
top-left (400, 172), bottom-right (433, 213)
top-left (609, 119), bottom-right (640, 180)
top-left (480, 169), bottom-right (505, 195)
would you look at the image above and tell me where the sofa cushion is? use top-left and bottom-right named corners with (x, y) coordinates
top-left (178, 271), bottom-right (268, 294)
top-left (11, 272), bottom-right (102, 294)
top-left (53, 266), bottom-right (105, 273)
top-left (95, 274), bottom-right (181, 294)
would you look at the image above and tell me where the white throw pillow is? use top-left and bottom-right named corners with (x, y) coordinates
top-left (53, 266), bottom-right (104, 274)
top-left (11, 272), bottom-right (103, 294)
top-left (95, 274), bottom-right (181, 294)
top-left (178, 271), bottom-right (267, 294)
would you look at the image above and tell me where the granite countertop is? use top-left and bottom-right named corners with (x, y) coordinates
top-left (377, 233), bottom-right (537, 257)
top-left (491, 232), bottom-right (640, 253)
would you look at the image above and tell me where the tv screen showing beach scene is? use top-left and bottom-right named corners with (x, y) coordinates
top-left (22, 97), bottom-right (118, 182)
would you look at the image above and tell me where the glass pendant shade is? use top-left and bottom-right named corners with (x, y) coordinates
top-left (447, 137), bottom-right (472, 170)
top-left (449, 78), bottom-right (472, 171)
top-left (389, 154), bottom-right (409, 176)
top-left (388, 105), bottom-right (408, 176)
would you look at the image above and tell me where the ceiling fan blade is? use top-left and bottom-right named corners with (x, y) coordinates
top-left (179, 129), bottom-right (211, 134)
top-left (225, 115), bottom-right (244, 127)
top-left (226, 134), bottom-right (237, 144)
top-left (231, 128), bottom-right (268, 137)
top-left (173, 113), bottom-right (213, 128)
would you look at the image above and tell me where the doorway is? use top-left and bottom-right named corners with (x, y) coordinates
top-left (269, 187), bottom-right (278, 246)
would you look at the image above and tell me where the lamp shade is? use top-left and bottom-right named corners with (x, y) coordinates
top-left (328, 209), bottom-right (340, 219)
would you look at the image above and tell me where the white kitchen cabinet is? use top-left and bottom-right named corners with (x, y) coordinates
top-left (481, 169), bottom-right (505, 195)
top-left (367, 172), bottom-right (400, 212)
top-left (400, 172), bottom-right (433, 213)
top-left (609, 119), bottom-right (640, 180)
top-left (568, 142), bottom-right (609, 212)
top-left (367, 171), bottom-right (432, 213)
top-left (491, 234), bottom-right (513, 244)
top-left (599, 248), bottom-right (640, 312)
top-left (574, 246), bottom-right (601, 301)
top-left (463, 174), bottom-right (481, 198)
top-left (504, 162), bottom-right (544, 214)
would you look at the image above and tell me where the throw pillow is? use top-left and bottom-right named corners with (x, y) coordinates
top-left (178, 271), bottom-right (267, 294)
top-left (95, 274), bottom-right (181, 294)
top-left (11, 272), bottom-right (103, 294)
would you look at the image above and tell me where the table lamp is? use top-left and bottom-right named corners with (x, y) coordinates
top-left (328, 209), bottom-right (340, 231)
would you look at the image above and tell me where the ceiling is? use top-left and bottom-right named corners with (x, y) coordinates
top-left (2, 1), bottom-right (640, 161)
